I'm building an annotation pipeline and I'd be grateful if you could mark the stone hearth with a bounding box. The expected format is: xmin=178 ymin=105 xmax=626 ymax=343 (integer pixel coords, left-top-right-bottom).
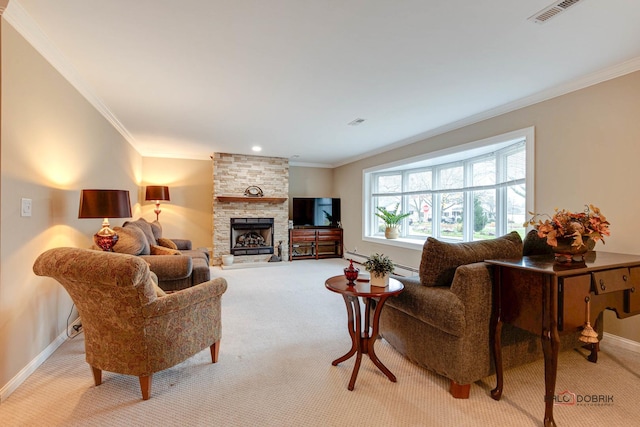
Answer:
xmin=212 ymin=153 xmax=289 ymax=265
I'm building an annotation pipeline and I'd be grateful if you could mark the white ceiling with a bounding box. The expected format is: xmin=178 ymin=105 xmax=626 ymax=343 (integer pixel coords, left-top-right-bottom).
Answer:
xmin=6 ymin=0 xmax=640 ymax=167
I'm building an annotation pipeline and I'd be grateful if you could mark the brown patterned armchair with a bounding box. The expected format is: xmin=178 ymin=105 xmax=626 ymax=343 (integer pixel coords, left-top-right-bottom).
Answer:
xmin=33 ymin=247 xmax=227 ymax=400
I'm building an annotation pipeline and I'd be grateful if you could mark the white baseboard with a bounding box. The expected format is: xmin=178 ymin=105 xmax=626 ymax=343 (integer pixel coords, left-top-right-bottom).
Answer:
xmin=602 ymin=332 xmax=640 ymax=354
xmin=0 ymin=317 xmax=82 ymax=404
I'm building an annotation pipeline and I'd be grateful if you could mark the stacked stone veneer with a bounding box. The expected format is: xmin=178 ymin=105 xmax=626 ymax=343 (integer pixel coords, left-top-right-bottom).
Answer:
xmin=212 ymin=153 xmax=289 ymax=265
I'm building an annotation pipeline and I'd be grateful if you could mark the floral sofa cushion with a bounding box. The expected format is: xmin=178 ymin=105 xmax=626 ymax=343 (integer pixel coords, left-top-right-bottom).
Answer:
xmin=419 ymin=231 xmax=522 ymax=287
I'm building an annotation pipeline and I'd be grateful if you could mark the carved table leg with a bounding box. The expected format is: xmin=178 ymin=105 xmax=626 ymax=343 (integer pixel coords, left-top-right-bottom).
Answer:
xmin=332 ymin=295 xmax=357 ymax=366
xmin=367 ymin=295 xmax=396 ymax=382
xmin=541 ymin=277 xmax=559 ymax=427
xmin=491 ymin=265 xmax=504 ymax=401
xmin=490 ymin=319 xmax=504 ymax=400
xmin=347 ymin=296 xmax=362 ymax=391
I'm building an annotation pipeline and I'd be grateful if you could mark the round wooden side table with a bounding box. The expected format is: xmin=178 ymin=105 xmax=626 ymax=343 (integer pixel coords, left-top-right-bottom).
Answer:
xmin=325 ymin=275 xmax=404 ymax=390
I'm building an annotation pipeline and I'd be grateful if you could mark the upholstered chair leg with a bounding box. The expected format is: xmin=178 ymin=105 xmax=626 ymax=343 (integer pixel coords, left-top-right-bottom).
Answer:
xmin=91 ymin=366 xmax=102 ymax=386
xmin=450 ymin=380 xmax=471 ymax=399
xmin=139 ymin=375 xmax=152 ymax=400
xmin=210 ymin=340 xmax=220 ymax=363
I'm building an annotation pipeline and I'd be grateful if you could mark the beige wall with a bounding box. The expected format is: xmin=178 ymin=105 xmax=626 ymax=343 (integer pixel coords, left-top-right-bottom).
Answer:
xmin=288 ymin=166 xmax=334 ymax=218
xmin=0 ymin=23 xmax=143 ymax=390
xmin=335 ymin=71 xmax=640 ymax=344
xmin=289 ymin=166 xmax=333 ymax=196
xmin=141 ymin=157 xmax=212 ymax=250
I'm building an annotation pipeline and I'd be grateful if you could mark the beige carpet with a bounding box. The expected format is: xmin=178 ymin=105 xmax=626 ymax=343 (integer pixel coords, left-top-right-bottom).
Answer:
xmin=1 ymin=258 xmax=639 ymax=426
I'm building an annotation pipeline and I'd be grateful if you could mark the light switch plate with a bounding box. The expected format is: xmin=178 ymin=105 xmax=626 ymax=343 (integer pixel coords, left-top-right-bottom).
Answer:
xmin=21 ymin=198 xmax=32 ymax=217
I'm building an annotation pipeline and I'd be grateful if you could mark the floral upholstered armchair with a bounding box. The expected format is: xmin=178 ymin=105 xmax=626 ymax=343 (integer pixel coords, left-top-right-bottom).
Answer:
xmin=33 ymin=247 xmax=227 ymax=400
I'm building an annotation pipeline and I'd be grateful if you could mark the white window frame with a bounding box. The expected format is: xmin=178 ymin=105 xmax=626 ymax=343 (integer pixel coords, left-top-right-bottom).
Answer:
xmin=363 ymin=127 xmax=535 ymax=250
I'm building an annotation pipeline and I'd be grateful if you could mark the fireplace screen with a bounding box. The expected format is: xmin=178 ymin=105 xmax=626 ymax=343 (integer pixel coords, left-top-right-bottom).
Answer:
xmin=230 ymin=218 xmax=274 ymax=256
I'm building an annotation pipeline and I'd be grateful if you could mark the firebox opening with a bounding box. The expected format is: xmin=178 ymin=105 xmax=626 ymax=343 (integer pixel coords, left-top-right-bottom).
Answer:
xmin=230 ymin=218 xmax=274 ymax=256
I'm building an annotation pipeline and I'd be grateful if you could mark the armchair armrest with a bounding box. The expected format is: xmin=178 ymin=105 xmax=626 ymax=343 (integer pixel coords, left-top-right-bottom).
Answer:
xmin=449 ymin=262 xmax=494 ymax=324
xmin=139 ymin=255 xmax=192 ymax=280
xmin=143 ymin=277 xmax=228 ymax=318
xmin=170 ymin=239 xmax=192 ymax=250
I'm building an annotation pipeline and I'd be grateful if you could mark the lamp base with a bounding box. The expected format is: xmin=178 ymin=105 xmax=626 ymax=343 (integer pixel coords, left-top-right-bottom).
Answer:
xmin=94 ymin=224 xmax=119 ymax=251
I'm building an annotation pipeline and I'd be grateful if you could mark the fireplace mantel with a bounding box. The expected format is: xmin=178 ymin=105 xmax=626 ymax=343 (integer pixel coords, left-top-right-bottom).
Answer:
xmin=217 ymin=196 xmax=287 ymax=203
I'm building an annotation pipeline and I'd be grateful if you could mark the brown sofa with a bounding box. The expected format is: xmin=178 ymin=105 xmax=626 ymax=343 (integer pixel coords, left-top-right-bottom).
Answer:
xmin=378 ymin=231 xmax=589 ymax=398
xmin=111 ymin=218 xmax=211 ymax=291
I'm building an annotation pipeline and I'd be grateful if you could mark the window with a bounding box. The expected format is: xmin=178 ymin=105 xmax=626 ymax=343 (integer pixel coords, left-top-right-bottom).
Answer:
xmin=364 ymin=128 xmax=534 ymax=248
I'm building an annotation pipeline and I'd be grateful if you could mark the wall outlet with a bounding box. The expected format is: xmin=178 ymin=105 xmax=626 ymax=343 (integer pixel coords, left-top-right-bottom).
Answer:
xmin=21 ymin=198 xmax=32 ymax=217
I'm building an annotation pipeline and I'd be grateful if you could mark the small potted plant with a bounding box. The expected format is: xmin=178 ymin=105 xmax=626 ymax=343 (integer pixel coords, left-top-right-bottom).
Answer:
xmin=363 ymin=253 xmax=395 ymax=287
xmin=375 ymin=204 xmax=411 ymax=239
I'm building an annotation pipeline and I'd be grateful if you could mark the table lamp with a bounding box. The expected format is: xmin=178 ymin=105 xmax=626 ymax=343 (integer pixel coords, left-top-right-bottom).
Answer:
xmin=145 ymin=186 xmax=170 ymax=221
xmin=78 ymin=189 xmax=132 ymax=251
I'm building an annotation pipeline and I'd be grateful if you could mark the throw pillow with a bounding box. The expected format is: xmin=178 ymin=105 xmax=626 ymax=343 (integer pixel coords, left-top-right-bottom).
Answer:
xmin=157 ymin=237 xmax=178 ymax=250
xmin=123 ymin=218 xmax=157 ymax=247
xmin=112 ymin=226 xmax=150 ymax=256
xmin=419 ymin=231 xmax=523 ymax=287
xmin=150 ymin=220 xmax=162 ymax=242
xmin=150 ymin=244 xmax=181 ymax=256
xmin=522 ymin=229 xmax=554 ymax=256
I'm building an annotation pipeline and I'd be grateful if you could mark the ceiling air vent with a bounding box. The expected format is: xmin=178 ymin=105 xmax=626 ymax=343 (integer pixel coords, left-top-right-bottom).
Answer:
xmin=528 ymin=0 xmax=584 ymax=24
xmin=347 ymin=118 xmax=366 ymax=126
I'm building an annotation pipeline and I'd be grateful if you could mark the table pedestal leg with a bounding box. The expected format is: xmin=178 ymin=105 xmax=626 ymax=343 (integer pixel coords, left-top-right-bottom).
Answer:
xmin=367 ymin=296 xmax=396 ymax=382
xmin=332 ymin=295 xmax=396 ymax=390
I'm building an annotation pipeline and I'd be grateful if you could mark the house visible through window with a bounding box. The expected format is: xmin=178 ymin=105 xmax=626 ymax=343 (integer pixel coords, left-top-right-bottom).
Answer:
xmin=363 ymin=127 xmax=534 ymax=248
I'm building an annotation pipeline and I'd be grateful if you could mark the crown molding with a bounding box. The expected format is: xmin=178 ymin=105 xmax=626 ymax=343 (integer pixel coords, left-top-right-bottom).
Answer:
xmin=4 ymin=1 xmax=137 ymax=147
xmin=5 ymin=0 xmax=640 ymax=168
xmin=333 ymin=56 xmax=640 ymax=169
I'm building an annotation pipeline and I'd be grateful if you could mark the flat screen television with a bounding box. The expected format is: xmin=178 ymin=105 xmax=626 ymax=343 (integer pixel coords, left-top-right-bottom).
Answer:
xmin=292 ymin=198 xmax=341 ymax=227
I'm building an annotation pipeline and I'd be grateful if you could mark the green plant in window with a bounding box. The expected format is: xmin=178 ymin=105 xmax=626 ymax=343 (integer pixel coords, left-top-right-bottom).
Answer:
xmin=375 ymin=204 xmax=411 ymax=228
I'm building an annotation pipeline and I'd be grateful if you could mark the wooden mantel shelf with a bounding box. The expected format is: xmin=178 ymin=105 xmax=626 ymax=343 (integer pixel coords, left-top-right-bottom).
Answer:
xmin=216 ymin=196 xmax=288 ymax=203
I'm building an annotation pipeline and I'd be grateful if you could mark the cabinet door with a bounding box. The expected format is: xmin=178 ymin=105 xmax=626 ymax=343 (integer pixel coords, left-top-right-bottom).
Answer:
xmin=625 ymin=267 xmax=640 ymax=313
xmin=559 ymin=275 xmax=592 ymax=332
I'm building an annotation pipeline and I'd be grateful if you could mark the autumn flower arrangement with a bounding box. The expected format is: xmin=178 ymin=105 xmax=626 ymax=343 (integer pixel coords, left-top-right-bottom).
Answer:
xmin=524 ymin=204 xmax=611 ymax=249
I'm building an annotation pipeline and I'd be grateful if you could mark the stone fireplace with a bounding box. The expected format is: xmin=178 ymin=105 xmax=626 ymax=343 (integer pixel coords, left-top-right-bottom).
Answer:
xmin=230 ymin=218 xmax=274 ymax=256
xmin=212 ymin=153 xmax=289 ymax=265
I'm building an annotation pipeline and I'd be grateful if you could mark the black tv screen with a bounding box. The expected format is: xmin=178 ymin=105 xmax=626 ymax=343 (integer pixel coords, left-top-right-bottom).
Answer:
xmin=292 ymin=198 xmax=341 ymax=227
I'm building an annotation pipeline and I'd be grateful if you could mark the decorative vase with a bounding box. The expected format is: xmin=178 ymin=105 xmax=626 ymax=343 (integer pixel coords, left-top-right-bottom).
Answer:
xmin=551 ymin=235 xmax=595 ymax=263
xmin=384 ymin=227 xmax=399 ymax=239
xmin=221 ymin=254 xmax=234 ymax=266
xmin=344 ymin=259 xmax=359 ymax=284
xmin=370 ymin=272 xmax=389 ymax=287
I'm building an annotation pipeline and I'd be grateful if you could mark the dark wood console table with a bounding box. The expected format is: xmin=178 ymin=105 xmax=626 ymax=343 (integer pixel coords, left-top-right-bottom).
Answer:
xmin=487 ymin=252 xmax=640 ymax=427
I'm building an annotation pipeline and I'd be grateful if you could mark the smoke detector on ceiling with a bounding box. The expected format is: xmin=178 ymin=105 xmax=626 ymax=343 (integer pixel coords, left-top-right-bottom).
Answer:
xmin=528 ymin=0 xmax=584 ymax=24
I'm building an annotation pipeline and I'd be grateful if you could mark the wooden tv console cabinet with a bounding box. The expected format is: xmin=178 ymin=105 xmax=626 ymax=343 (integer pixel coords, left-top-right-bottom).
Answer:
xmin=289 ymin=227 xmax=343 ymax=261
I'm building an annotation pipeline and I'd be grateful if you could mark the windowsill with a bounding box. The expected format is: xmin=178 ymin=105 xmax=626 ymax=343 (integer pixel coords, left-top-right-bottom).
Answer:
xmin=363 ymin=235 xmax=425 ymax=251
xmin=363 ymin=234 xmax=466 ymax=250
